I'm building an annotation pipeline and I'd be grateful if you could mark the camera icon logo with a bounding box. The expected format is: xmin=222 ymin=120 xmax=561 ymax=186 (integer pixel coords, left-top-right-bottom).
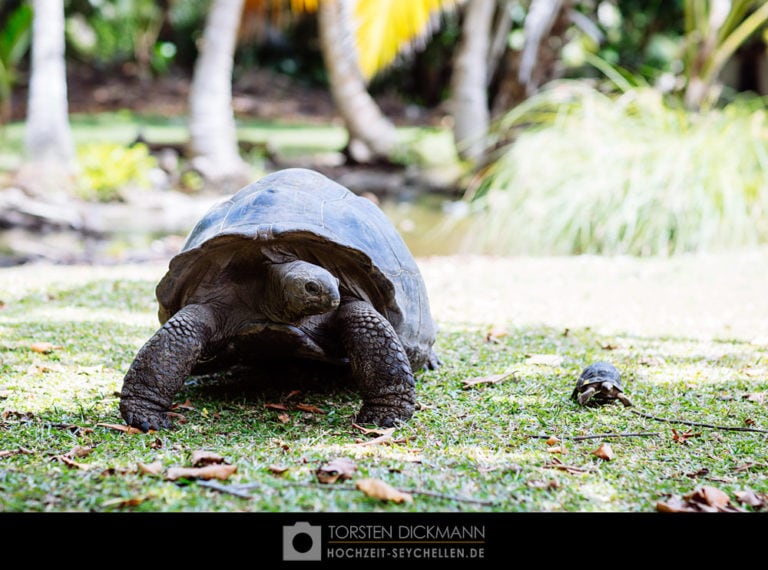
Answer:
xmin=283 ymin=522 xmax=322 ymax=561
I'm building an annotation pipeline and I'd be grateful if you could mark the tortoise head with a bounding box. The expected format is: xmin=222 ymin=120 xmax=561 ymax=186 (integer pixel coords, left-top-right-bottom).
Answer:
xmin=264 ymin=260 xmax=341 ymax=323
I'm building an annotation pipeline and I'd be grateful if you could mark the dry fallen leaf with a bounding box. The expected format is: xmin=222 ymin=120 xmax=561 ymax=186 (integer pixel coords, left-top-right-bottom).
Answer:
xmin=265 ymin=403 xmax=289 ymax=411
xmin=672 ymin=428 xmax=700 ymax=444
xmin=171 ymin=399 xmax=195 ymax=411
xmin=542 ymin=458 xmax=592 ymax=474
xmin=592 ymin=442 xmax=615 ymax=461
xmin=317 ymin=457 xmax=357 ymax=484
xmin=461 ymin=372 xmax=517 ymax=389
xmin=686 ymin=486 xmax=732 ymax=510
xmin=166 ymin=464 xmax=237 ymax=481
xmin=286 ymin=390 xmax=302 ymax=400
xmin=684 ymin=467 xmax=709 ymax=479
xmin=484 ymin=325 xmax=508 ymax=343
xmin=66 ymin=446 xmax=94 ymax=459
xmin=658 ymin=486 xmax=743 ymax=513
xmin=546 ymin=446 xmax=566 ymax=454
xmin=352 ymin=424 xmax=395 ymax=436
xmin=545 ymin=436 xmax=560 ymax=446
xmin=0 ymin=447 xmax=33 ymax=459
xmin=277 ymin=413 xmax=290 ymax=424
xmin=355 ymin=478 xmax=413 ymax=503
xmin=137 ymin=461 xmax=163 ymax=475
xmin=56 ymin=455 xmax=91 ymax=470
xmin=354 ymin=432 xmax=396 ymax=446
xmin=601 ymin=343 xmax=619 ymax=350
xmin=30 ymin=342 xmax=61 ymax=354
xmin=734 ymin=463 xmax=757 ymax=472
xmin=525 ymin=354 xmax=564 ymax=367
xmin=743 ymin=392 xmax=767 ymax=404
xmin=527 ymin=480 xmax=560 ymax=490
xmin=102 ymin=496 xmax=148 ymax=508
xmin=745 ymin=418 xmax=756 ymax=426
xmin=150 ymin=438 xmax=163 ymax=450
xmin=96 ymin=423 xmax=146 ymax=435
xmin=295 ymin=403 xmax=326 ymax=414
xmin=191 ymin=450 xmax=226 ymax=467
xmin=268 ymin=465 xmax=289 ymax=475
xmin=734 ymin=490 xmax=765 ymax=509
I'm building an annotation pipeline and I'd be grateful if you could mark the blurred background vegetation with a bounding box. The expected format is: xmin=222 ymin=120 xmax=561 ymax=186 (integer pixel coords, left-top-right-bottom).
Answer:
xmin=1 ymin=0 xmax=768 ymax=261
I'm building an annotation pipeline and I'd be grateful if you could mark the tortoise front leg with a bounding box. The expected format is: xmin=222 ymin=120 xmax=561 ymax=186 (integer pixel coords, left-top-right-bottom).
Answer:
xmin=336 ymin=300 xmax=416 ymax=427
xmin=120 ymin=304 xmax=216 ymax=432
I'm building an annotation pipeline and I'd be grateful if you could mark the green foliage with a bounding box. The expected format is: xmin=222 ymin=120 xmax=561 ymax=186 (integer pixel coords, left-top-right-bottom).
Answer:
xmin=75 ymin=142 xmax=157 ymax=202
xmin=0 ymin=3 xmax=31 ymax=120
xmin=465 ymin=82 xmax=768 ymax=256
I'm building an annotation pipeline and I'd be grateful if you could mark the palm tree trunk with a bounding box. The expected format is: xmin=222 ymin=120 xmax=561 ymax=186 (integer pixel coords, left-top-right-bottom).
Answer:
xmin=188 ymin=0 xmax=250 ymax=185
xmin=450 ymin=0 xmax=495 ymax=162
xmin=317 ymin=0 xmax=397 ymax=163
xmin=24 ymin=0 xmax=74 ymax=168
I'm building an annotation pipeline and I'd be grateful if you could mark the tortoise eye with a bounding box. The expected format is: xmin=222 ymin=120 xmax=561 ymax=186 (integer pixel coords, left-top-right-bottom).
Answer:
xmin=304 ymin=282 xmax=321 ymax=295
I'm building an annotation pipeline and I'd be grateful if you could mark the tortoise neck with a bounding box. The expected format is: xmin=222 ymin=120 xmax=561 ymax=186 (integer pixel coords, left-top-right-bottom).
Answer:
xmin=262 ymin=260 xmax=341 ymax=324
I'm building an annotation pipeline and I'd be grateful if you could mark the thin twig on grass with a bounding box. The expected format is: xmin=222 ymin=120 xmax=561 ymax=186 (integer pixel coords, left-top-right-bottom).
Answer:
xmin=630 ymin=409 xmax=768 ymax=433
xmin=528 ymin=432 xmax=660 ymax=441
xmin=198 ymin=480 xmax=254 ymax=499
xmin=199 ymin=480 xmax=497 ymax=505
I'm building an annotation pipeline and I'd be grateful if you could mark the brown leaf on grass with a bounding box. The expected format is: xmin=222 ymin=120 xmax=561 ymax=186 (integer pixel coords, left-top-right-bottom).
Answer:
xmin=286 ymin=390 xmax=302 ymax=400
xmin=461 ymin=372 xmax=517 ymax=389
xmin=295 ymin=403 xmax=326 ymax=414
xmin=745 ymin=418 xmax=756 ymax=426
xmin=166 ymin=412 xmax=187 ymax=424
xmin=137 ymin=461 xmax=163 ymax=475
xmin=317 ymin=457 xmax=357 ymax=484
xmin=0 ymin=447 xmax=33 ymax=459
xmin=672 ymin=429 xmax=700 ymax=444
xmin=166 ymin=464 xmax=237 ymax=481
xmin=268 ymin=465 xmax=289 ymax=475
xmin=734 ymin=463 xmax=757 ymax=472
xmin=545 ymin=436 xmax=560 ymax=446
xmin=355 ymin=478 xmax=413 ymax=503
xmin=2 ymin=410 xmax=34 ymax=421
xmin=96 ymin=423 xmax=147 ymax=435
xmin=56 ymin=455 xmax=91 ymax=470
xmin=484 ymin=325 xmax=508 ymax=343
xmin=30 ymin=342 xmax=61 ymax=354
xmin=171 ymin=399 xmax=195 ymax=411
xmin=352 ymin=424 xmax=395 ymax=437
xmin=525 ymin=354 xmax=564 ymax=367
xmin=658 ymin=486 xmax=743 ymax=513
xmin=150 ymin=438 xmax=163 ymax=450
xmin=656 ymin=496 xmax=694 ymax=513
xmin=601 ymin=343 xmax=619 ymax=350
xmin=66 ymin=446 xmax=94 ymax=459
xmin=191 ymin=450 xmax=227 ymax=467
xmin=591 ymin=442 xmax=615 ymax=461
xmin=102 ymin=496 xmax=148 ymax=508
xmin=277 ymin=413 xmax=290 ymax=424
xmin=684 ymin=467 xmax=709 ymax=479
xmin=546 ymin=446 xmax=566 ymax=454
xmin=266 ymin=403 xmax=289 ymax=411
xmin=743 ymin=392 xmax=767 ymax=404
xmin=735 ymin=490 xmax=765 ymax=509
xmin=686 ymin=486 xmax=735 ymax=510
xmin=354 ymin=432 xmax=395 ymax=447
xmin=542 ymin=458 xmax=592 ymax=474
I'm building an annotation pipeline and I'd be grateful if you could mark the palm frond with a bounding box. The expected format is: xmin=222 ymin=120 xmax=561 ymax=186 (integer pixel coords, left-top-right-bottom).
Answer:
xmin=352 ymin=0 xmax=460 ymax=80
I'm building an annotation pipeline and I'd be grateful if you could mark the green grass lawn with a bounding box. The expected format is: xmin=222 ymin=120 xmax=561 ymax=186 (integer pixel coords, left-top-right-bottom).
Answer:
xmin=0 ymin=112 xmax=456 ymax=172
xmin=1 ymin=260 xmax=766 ymax=512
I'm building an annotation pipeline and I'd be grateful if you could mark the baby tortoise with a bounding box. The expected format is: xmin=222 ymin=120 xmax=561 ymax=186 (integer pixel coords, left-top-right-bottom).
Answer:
xmin=571 ymin=361 xmax=632 ymax=407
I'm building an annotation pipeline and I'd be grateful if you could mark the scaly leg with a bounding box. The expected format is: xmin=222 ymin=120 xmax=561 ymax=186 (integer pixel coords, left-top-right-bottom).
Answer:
xmin=337 ymin=300 xmax=415 ymax=427
xmin=120 ymin=304 xmax=216 ymax=431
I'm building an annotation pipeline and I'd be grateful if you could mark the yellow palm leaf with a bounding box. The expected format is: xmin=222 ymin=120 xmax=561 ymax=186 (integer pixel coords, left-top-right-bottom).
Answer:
xmin=353 ymin=0 xmax=461 ymax=80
